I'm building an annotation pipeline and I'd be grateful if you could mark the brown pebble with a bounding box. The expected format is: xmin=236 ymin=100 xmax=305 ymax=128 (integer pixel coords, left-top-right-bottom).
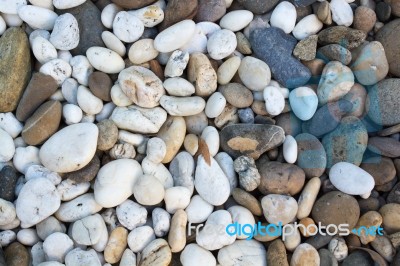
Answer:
xmin=64 ymin=155 xmax=100 ymax=183
xmin=267 ymin=239 xmax=289 ymax=266
xmin=88 ymin=71 xmax=112 ymax=101
xmin=379 ymin=203 xmax=400 ymax=234
xmin=231 ymin=188 xmax=263 ymax=216
xmin=159 ymin=0 xmax=198 ymax=30
xmin=97 ymin=119 xmax=119 ymax=151
xmin=353 ymin=6 xmax=377 ymax=33
xmin=4 ymin=242 xmax=30 ymax=266
xmin=195 ymin=0 xmax=226 ymax=22
xmin=219 ymin=83 xmax=253 ymax=108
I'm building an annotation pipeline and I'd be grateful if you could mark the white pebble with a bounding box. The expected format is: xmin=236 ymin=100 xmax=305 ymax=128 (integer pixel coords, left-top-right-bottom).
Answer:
xmin=65 ymin=248 xmax=101 ymax=266
xmin=128 ymin=5 xmax=164 ymax=27
xmin=113 ymin=11 xmax=144 ymax=43
xmin=292 ymin=14 xmax=323 ymax=40
xmin=40 ymin=59 xmax=72 ymax=85
xmin=86 ymin=47 xmax=125 ymax=74
xmin=330 ymin=0 xmax=354 ymax=26
xmin=263 ymin=85 xmax=285 ymax=116
xmin=164 ymin=186 xmax=191 ymax=214
xmin=70 ymin=55 xmax=94 ymax=86
xmin=165 ymin=50 xmax=189 ymax=77
xmin=57 ymin=179 xmax=90 ymax=201
xmin=163 ymin=77 xmax=195 ymax=97
xmin=53 ymin=0 xmax=86 ymax=9
xmin=116 ymin=200 xmax=147 ymax=230
xmin=0 ymin=0 xmax=27 ymax=15
xmin=55 ymin=193 xmax=102 ymax=222
xmin=201 ymin=126 xmax=220 ymax=157
xmin=77 ymin=85 xmax=103 ymax=115
xmin=63 ymin=104 xmax=83 ymax=125
xmin=220 ymin=10 xmax=253 ymax=32
xmin=1 ymin=12 xmax=23 ymax=27
xmin=185 ymin=195 xmax=213 ymax=224
xmin=179 ymin=29 xmax=207 ymax=54
xmin=17 ymin=5 xmax=57 ymax=30
xmin=0 ymin=15 xmax=6 ymax=35
xmin=128 ymin=38 xmax=158 ymax=64
xmin=160 ymin=95 xmax=206 ymax=116
xmin=154 ymin=19 xmax=196 ymax=53
xmin=180 ymin=244 xmax=216 ymax=266
xmin=17 ymin=228 xmax=40 ymax=246
xmin=50 ymin=13 xmax=79 ymax=50
xmin=0 ymin=128 xmax=15 ymax=163
xmin=110 ymin=84 xmax=133 ymax=107
xmin=61 ymin=78 xmax=79 ymax=105
xmin=25 ymin=164 xmax=62 ymax=185
xmin=328 ymin=237 xmax=348 ymax=261
xmin=152 ymin=207 xmax=171 ymax=237
xmin=283 ymin=135 xmax=297 ymax=163
xmin=205 ymin=92 xmax=226 ymax=118
xmin=0 ymin=112 xmax=23 ymax=138
xmin=101 ymin=3 xmax=122 ymax=29
xmin=0 ymin=199 xmax=16 ymax=226
xmin=36 ymin=216 xmax=65 ymax=240
xmin=127 ymin=226 xmax=156 ymax=253
xmin=238 ymin=56 xmax=271 ymax=91
xmin=133 ymin=174 xmax=165 ymax=206
xmin=0 ymin=230 xmax=16 ymax=247
xmin=270 ymin=1 xmax=297 ymax=34
xmin=32 ymin=36 xmax=57 ymax=64
xmin=13 ymin=146 xmax=40 ymax=174
xmin=207 ymin=29 xmax=237 ymax=60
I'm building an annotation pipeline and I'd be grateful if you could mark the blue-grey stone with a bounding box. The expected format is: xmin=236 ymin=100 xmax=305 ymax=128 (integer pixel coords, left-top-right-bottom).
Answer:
xmin=238 ymin=108 xmax=254 ymax=124
xmin=249 ymin=27 xmax=311 ymax=88
xmin=295 ymin=133 xmax=327 ymax=178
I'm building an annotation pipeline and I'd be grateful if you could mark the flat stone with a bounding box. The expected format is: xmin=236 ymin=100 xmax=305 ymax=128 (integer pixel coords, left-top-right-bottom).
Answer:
xmin=220 ymin=124 xmax=285 ymax=159
xmin=250 ymin=27 xmax=311 ymax=88
xmin=367 ymin=137 xmax=400 ymax=158
xmin=318 ymin=26 xmax=367 ymax=50
xmin=0 ymin=166 xmax=18 ymax=202
xmin=0 ymin=27 xmax=31 ymax=113
xmin=366 ymin=79 xmax=400 ymax=126
xmin=293 ymin=35 xmax=318 ymax=61
xmin=22 ymin=101 xmax=62 ymax=146
xmin=322 ymin=116 xmax=368 ymax=169
xmin=361 ymin=157 xmax=396 ymax=186
xmin=317 ymin=44 xmax=352 ymax=65
xmin=63 ymin=155 xmax=100 ymax=184
xmin=295 ymin=133 xmax=327 ymax=178
xmin=88 ymin=71 xmax=112 ymax=101
xmin=16 ymin=73 xmax=58 ymax=122
xmin=57 ymin=0 xmax=105 ymax=56
xmin=219 ymin=83 xmax=253 ymax=108
xmin=267 ymin=239 xmax=289 ymax=266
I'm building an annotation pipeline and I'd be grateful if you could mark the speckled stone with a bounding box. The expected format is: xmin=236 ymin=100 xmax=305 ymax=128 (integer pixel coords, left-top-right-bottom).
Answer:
xmin=318 ymin=26 xmax=367 ymax=50
xmin=0 ymin=166 xmax=18 ymax=202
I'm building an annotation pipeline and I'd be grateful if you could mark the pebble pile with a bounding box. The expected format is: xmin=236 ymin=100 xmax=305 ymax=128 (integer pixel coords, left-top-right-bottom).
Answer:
xmin=0 ymin=0 xmax=400 ymax=265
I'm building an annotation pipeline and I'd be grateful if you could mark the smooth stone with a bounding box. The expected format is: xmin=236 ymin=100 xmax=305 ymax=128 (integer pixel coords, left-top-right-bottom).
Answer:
xmin=317 ymin=1 xmax=332 ymax=24
xmin=220 ymin=124 xmax=285 ymax=159
xmin=157 ymin=116 xmax=186 ymax=163
xmin=330 ymin=0 xmax=353 ymax=26
xmin=250 ymin=27 xmax=311 ymax=88
xmin=18 ymin=5 xmax=57 ymax=30
xmin=53 ymin=0 xmax=86 ymax=9
xmin=318 ymin=26 xmax=366 ymax=49
xmin=70 ymin=55 xmax=93 ymax=86
xmin=0 ymin=112 xmax=23 ymax=139
xmin=128 ymin=226 xmax=155 ymax=253
xmin=160 ymin=0 xmax=198 ymax=30
xmin=317 ymin=44 xmax=352 ymax=65
xmin=275 ymin=112 xmax=302 ymax=137
xmin=366 ymin=79 xmax=400 ymax=126
xmin=86 ymin=47 xmax=124 ymax=74
xmin=367 ymin=137 xmax=400 ymax=157
xmin=152 ymin=207 xmax=171 ymax=237
xmin=164 ymin=49 xmax=189 ymax=77
xmin=317 ymin=61 xmax=354 ymax=105
xmin=328 ymin=237 xmax=348 ymax=262
xmin=16 ymin=178 xmax=60 ymax=228
xmin=161 ymin=96 xmax=206 ymax=116
xmin=16 ymin=73 xmax=58 ymax=122
xmin=218 ymin=240 xmax=266 ymax=265
xmin=55 ymin=193 xmax=102 ymax=222
xmin=4 ymin=242 xmax=29 ymax=266
xmin=205 ymin=92 xmax=226 ymax=118
xmin=111 ymin=0 xmax=156 ymax=9
xmin=185 ymin=195 xmax=214 ymax=223
xmin=0 ymin=129 xmax=14 ymax=163
xmin=351 ymin=41 xmax=389 ymax=85
xmin=96 ymin=120 xmax=118 ymax=151
xmin=376 ymin=19 xmax=400 ymax=77
xmin=145 ymin=138 xmax=167 ymax=164
xmin=319 ymin=248 xmax=338 ymax=266
xmin=291 ymin=243 xmax=320 ymax=266
xmin=361 ymin=157 xmax=396 ymax=186
xmin=102 ymin=31 xmax=126 ymax=57
xmin=219 ymin=83 xmax=253 ymax=108
xmin=128 ymin=5 xmax=164 ymax=27
xmin=111 ymin=105 xmax=167 ymax=134
xmin=0 ymin=166 xmax=18 ymax=201
xmin=163 ymin=77 xmax=195 ymax=97
xmin=379 ymin=203 xmax=400 ymax=234
xmin=113 ymin=11 xmax=144 ymax=43
xmin=353 ymin=6 xmax=376 ymax=33
xmin=12 ymin=146 xmax=41 ymax=174
xmin=293 ymin=34 xmax=318 ymax=61
xmin=118 ymin=66 xmax=165 ymax=108
xmin=168 ymin=151 xmax=195 ymax=193
xmin=217 ymin=56 xmax=241 ymax=85
xmin=305 ymin=99 xmax=353 ymax=137
xmin=263 ymin=86 xmax=285 ymax=116
xmin=261 ymin=194 xmax=298 ymax=225
xmin=283 ymin=135 xmax=297 ymax=163
xmin=115 ymin=200 xmax=146 ymax=231
xmin=220 ymin=10 xmax=254 ymax=32
xmin=267 ymin=239 xmax=289 ymax=266
xmin=238 ymin=56 xmax=271 ymax=91
xmin=312 ymin=191 xmax=360 ymax=229
xmin=0 ymin=230 xmax=16 ymax=247
xmin=43 ymin=232 xmax=73 ymax=262
xmin=63 ymin=155 xmax=100 ymax=183
xmin=295 ymin=133 xmax=326 ymax=178
xmin=21 ymin=101 xmax=62 ymax=146
xmin=236 ymin=32 xmax=252 ymax=55
xmin=94 ymin=159 xmax=142 ymax=208
xmin=25 ymin=165 xmax=61 ymax=186
xmin=65 ymin=248 xmax=101 ymax=266
xmin=207 ymin=29 xmax=237 ymax=60
xmin=237 ymin=0 xmax=280 ymax=14
xmin=329 ymin=162 xmax=375 ymax=197
xmin=289 ymin=86 xmax=318 ymax=121
xmin=49 ymin=14 xmax=79 ymax=51
xmin=133 ymin=174 xmax=165 ymax=206
xmin=297 ymin=177 xmax=321 ymax=220
xmin=270 ymin=1 xmax=297 ymax=34
xmin=293 ymin=14 xmax=323 ymax=40
xmin=58 ymin=0 xmax=105 ymax=55
xmin=187 ymin=53 xmax=218 ymax=96
xmin=322 ymin=116 xmax=368 ymax=169
xmin=119 ymin=249 xmax=137 ymax=266
xmin=138 ymin=239 xmax=172 ymax=266
xmin=88 ymin=71 xmax=112 ymax=102
xmin=195 ymin=0 xmax=226 ymax=22
xmin=72 ymin=214 xmax=106 ymax=245
xmin=231 ymin=188 xmax=262 ymax=216
xmin=32 ymin=36 xmax=57 ymax=64
xmin=258 ymin=161 xmax=305 ymax=195
xmin=0 ymin=27 xmax=31 ymax=113
xmin=0 ymin=198 xmax=16 ymax=226
xmin=0 ymin=0 xmax=27 ymax=15
xmin=128 ymin=39 xmax=158 ymax=65
xmin=168 ymin=209 xmax=187 ymax=252
xmin=104 ymin=227 xmax=128 ymax=264
xmin=343 ymin=83 xmax=367 ymax=118
xmin=40 ymin=59 xmax=72 ymax=85
xmin=154 ymin=20 xmax=196 ymax=53
xmin=39 ymin=123 xmax=98 ymax=173
xmin=180 ymin=244 xmax=216 ymax=266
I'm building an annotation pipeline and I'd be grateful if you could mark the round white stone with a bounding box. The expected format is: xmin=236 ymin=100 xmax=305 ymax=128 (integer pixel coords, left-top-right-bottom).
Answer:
xmin=329 ymin=162 xmax=375 ymax=197
xmin=201 ymin=126 xmax=220 ymax=157
xmin=63 ymin=104 xmax=83 ymax=125
xmin=0 ymin=230 xmax=16 ymax=246
xmin=270 ymin=1 xmax=297 ymax=34
xmin=113 ymin=11 xmax=144 ymax=43
xmin=207 ymin=29 xmax=237 ymax=60
xmin=32 ymin=36 xmax=57 ymax=64
xmin=53 ymin=0 xmax=86 ymax=9
xmin=77 ymin=85 xmax=103 ymax=115
xmin=261 ymin=194 xmax=298 ymax=225
xmin=25 ymin=164 xmax=62 ymax=185
xmin=127 ymin=226 xmax=156 ymax=253
xmin=163 ymin=77 xmax=195 ymax=97
xmin=101 ymin=3 xmax=122 ymax=29
xmin=227 ymin=206 xmax=256 ymax=239
xmin=49 ymin=13 xmax=79 ymax=50
xmin=179 ymin=29 xmax=207 ymax=54
xmin=43 ymin=232 xmax=73 ymax=263
xmin=154 ymin=19 xmax=196 ymax=53
xmin=39 ymin=123 xmax=98 ymax=173
xmin=40 ymin=59 xmax=72 ymax=85
xmin=238 ymin=56 xmax=271 ymax=91
xmin=61 ymin=78 xmax=79 ymax=105
xmin=133 ymin=174 xmax=165 ymax=206
xmin=65 ymin=248 xmax=101 ymax=266
xmin=292 ymin=14 xmax=323 ymax=40
xmin=263 ymin=85 xmax=285 ymax=116
xmin=283 ymin=135 xmax=298 ymax=164
xmin=94 ymin=159 xmax=143 ymax=208
xmin=17 ymin=228 xmax=40 ymax=246
xmin=86 ymin=47 xmax=125 ymax=74
xmin=330 ymin=0 xmax=354 ymax=26
xmin=116 ymin=199 xmax=147 ymax=230
xmin=57 ymin=179 xmax=90 ymax=201
xmin=0 ymin=198 xmax=16 ymax=226
xmin=0 ymin=128 xmax=15 ymax=163
xmin=12 ymin=146 xmax=40 ymax=174
xmin=72 ymin=214 xmax=106 ymax=245
xmin=102 ymin=30 xmax=126 ymax=57
xmin=205 ymin=92 xmax=226 ymax=118
xmin=128 ymin=38 xmax=158 ymax=64
xmin=16 ymin=178 xmax=61 ymax=228
xmin=1 ymin=13 xmax=23 ymax=27
xmin=110 ymin=84 xmax=133 ymax=107
xmin=18 ymin=5 xmax=57 ymax=30
xmin=180 ymin=244 xmax=216 ymax=266
xmin=55 ymin=193 xmax=102 ymax=222
xmin=146 ymin=137 xmax=166 ymax=164
xmin=36 ymin=216 xmax=65 ymax=240
xmin=160 ymin=95 xmax=206 ymax=116
xmin=164 ymin=186 xmax=191 ymax=214
xmin=185 ymin=195 xmax=214 ymax=224
xmin=164 ymin=50 xmax=189 ymax=77
xmin=219 ymin=10 xmax=253 ymax=32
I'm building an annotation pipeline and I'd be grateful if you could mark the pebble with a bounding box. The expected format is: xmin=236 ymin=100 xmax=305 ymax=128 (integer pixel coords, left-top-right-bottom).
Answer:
xmin=63 ymin=155 xmax=100 ymax=184
xmin=49 ymin=14 xmax=79 ymax=51
xmin=138 ymin=238 xmax=172 ymax=266
xmin=160 ymin=95 xmax=206 ymax=116
xmin=371 ymin=235 xmax=396 ymax=262
xmin=25 ymin=165 xmax=61 ymax=185
xmin=329 ymin=162 xmax=375 ymax=198
xmin=0 ymin=230 xmax=16 ymax=247
xmin=17 ymin=5 xmax=57 ymax=31
xmin=231 ymin=188 xmax=262 ymax=216
xmin=0 ymin=166 xmax=18 ymax=201
xmin=312 ymin=191 xmax=360 ymax=229
xmin=163 ymin=77 xmax=195 ymax=96
xmin=267 ymin=239 xmax=289 ymax=266
xmin=187 ymin=53 xmax=218 ymax=96
xmin=297 ymin=177 xmax=321 ymax=219
xmin=168 ymin=209 xmax=187 ymax=252
xmin=0 ymin=28 xmax=31 ymax=113
xmin=57 ymin=179 xmax=90 ymax=201
xmin=88 ymin=72 xmax=112 ymax=102
xmin=195 ymin=0 xmax=226 ymax=22
xmin=87 ymin=47 xmax=125 ymax=74
xmin=215 ymin=152 xmax=238 ymax=191
xmin=289 ymin=86 xmax=318 ymax=121
xmin=330 ymin=0 xmax=353 ymax=26
xmin=70 ymin=55 xmax=93 ymax=86
xmin=317 ymin=1 xmax=332 ymax=25
xmin=77 ymin=86 xmax=103 ymax=115
xmin=353 ymin=6 xmax=376 ymax=33
xmin=328 ymin=237 xmax=348 ymax=261
xmin=40 ymin=59 xmax=72 ymax=85
xmin=219 ymin=10 xmax=253 ymax=32
xmin=217 ymin=56 xmax=241 ymax=85
xmin=128 ymin=5 xmax=164 ymax=27
xmin=160 ymin=0 xmax=198 ymax=30
xmin=0 ymin=113 xmax=23 ymax=138
xmin=184 ymin=134 xmax=199 ymax=155
xmin=238 ymin=108 xmax=254 ymax=124
xmin=55 ymin=193 xmax=101 ymax=222
xmin=318 ymin=26 xmax=366 ymax=50
xmin=261 ymin=194 xmax=298 ymax=225
xmin=133 ymin=174 xmax=165 ymax=205
xmin=238 ymin=56 xmax=271 ymax=91
xmin=152 ymin=207 xmax=171 ymax=237
xmin=233 ymin=156 xmax=260 ymax=191
xmin=113 ymin=11 xmax=144 ymax=43
xmin=101 ymin=31 xmax=126 ymax=57
xmin=291 ymin=243 xmax=320 ymax=266
xmin=263 ymin=86 xmax=285 ymax=116
xmin=293 ymin=14 xmax=323 ymax=40
xmin=366 ymin=79 xmax=400 ymax=126
xmin=111 ymin=105 xmax=167 ymax=134
xmin=4 ymin=242 xmax=30 ymax=266
xmin=319 ymin=248 xmax=338 ymax=266
xmin=361 ymin=156 xmax=396 ymax=187
xmin=165 ymin=50 xmax=189 ymax=77
xmin=61 ymin=78 xmax=79 ymax=105
xmin=294 ymin=34 xmax=318 ymax=61
xmin=104 ymin=227 xmax=128 ymax=264
xmin=101 ymin=4 xmax=122 ymax=28
xmin=0 ymin=128 xmax=15 ymax=163
xmin=205 ymin=92 xmax=226 ymax=118
xmin=237 ymin=0 xmax=279 ymax=14
xmin=64 ymin=248 xmax=101 ymax=266
xmin=218 ymin=240 xmax=266 ymax=265
xmin=157 ymin=116 xmax=186 ymax=163
xmin=270 ymin=2 xmax=297 ymax=34
xmin=352 ymin=211 xmax=383 ymax=244
xmin=250 ymin=27 xmax=311 ymax=88
xmin=376 ymin=19 xmax=400 ymax=77
xmin=16 ymin=178 xmax=60 ymax=228
xmin=72 ymin=214 xmax=106 ymax=245
xmin=32 ymin=37 xmax=57 ymax=64
xmin=0 ymin=198 xmax=16 ymax=226
xmin=343 ymin=83 xmax=367 ymax=117
xmin=207 ymin=29 xmax=237 ymax=60
xmin=379 ymin=203 xmax=400 ymax=234
xmin=185 ymin=195 xmax=214 ymax=223
xmin=43 ymin=232 xmax=73 ymax=262
xmin=63 ymin=102 xmax=83 ymax=124
xmin=13 ymin=146 xmax=41 ymax=174
xmin=0 ymin=0 xmax=27 ymax=14
xmin=236 ymin=32 xmax=252 ymax=55
xmin=180 ymin=244 xmax=216 ymax=266
xmin=154 ymin=20 xmax=196 ymax=53
xmin=127 ymin=226 xmax=154 ymax=253
xmin=318 ymin=44 xmax=352 ymax=65
xmin=283 ymin=135 xmax=298 ymax=163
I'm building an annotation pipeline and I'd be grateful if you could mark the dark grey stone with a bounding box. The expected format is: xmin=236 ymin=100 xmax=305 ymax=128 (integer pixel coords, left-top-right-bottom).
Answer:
xmin=238 ymin=108 xmax=254 ymax=124
xmin=237 ymin=0 xmax=280 ymax=14
xmin=249 ymin=27 xmax=311 ymax=88
xmin=0 ymin=166 xmax=18 ymax=201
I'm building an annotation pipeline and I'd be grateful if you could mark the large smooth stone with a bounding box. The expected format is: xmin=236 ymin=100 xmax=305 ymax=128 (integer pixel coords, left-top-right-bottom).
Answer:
xmin=0 ymin=27 xmax=31 ymax=112
xmin=220 ymin=124 xmax=285 ymax=159
xmin=329 ymin=162 xmax=375 ymax=197
xmin=322 ymin=116 xmax=368 ymax=169
xmin=39 ymin=123 xmax=99 ymax=173
xmin=237 ymin=0 xmax=280 ymax=14
xmin=366 ymin=79 xmax=400 ymax=126
xmin=296 ymin=133 xmax=327 ymax=178
xmin=375 ymin=19 xmax=400 ymax=77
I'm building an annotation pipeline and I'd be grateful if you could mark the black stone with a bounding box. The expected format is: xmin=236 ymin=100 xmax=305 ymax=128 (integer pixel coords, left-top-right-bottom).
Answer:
xmin=250 ymin=27 xmax=311 ymax=88
xmin=341 ymin=251 xmax=374 ymax=266
xmin=305 ymin=234 xmax=332 ymax=249
xmin=376 ymin=2 xmax=392 ymax=23
xmin=0 ymin=166 xmax=18 ymax=202
xmin=57 ymin=0 xmax=105 ymax=56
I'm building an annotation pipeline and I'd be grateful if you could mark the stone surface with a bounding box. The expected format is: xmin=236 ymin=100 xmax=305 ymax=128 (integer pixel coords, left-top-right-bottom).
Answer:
xmin=267 ymin=239 xmax=289 ymax=266
xmin=195 ymin=0 xmax=226 ymax=22
xmin=318 ymin=26 xmax=367 ymax=50
xmin=293 ymin=35 xmax=318 ymax=61
xmin=291 ymin=243 xmax=320 ymax=266
xmin=97 ymin=119 xmax=118 ymax=151
xmin=219 ymin=83 xmax=253 ymax=108
xmin=218 ymin=240 xmax=267 ymax=265
xmin=250 ymin=27 xmax=311 ymax=88
xmin=4 ymin=242 xmax=30 ymax=266
xmin=367 ymin=137 xmax=400 ymax=158
xmin=220 ymin=124 xmax=285 ymax=159
xmin=88 ymin=71 xmax=112 ymax=102
xmin=295 ymin=133 xmax=327 ymax=178
xmin=16 ymin=73 xmax=58 ymax=122
xmin=187 ymin=53 xmax=218 ymax=96
xmin=21 ymin=101 xmax=62 ymax=146
xmin=237 ymin=0 xmax=280 ymax=14
xmin=361 ymin=157 xmax=396 ymax=186
xmin=0 ymin=166 xmax=18 ymax=201
xmin=160 ymin=0 xmax=198 ymax=30
xmin=0 ymin=27 xmax=31 ymax=112
xmin=318 ymin=44 xmax=352 ymax=65
xmin=376 ymin=19 xmax=400 ymax=77
xmin=105 ymin=227 xmax=128 ymax=263
xmin=63 ymin=155 xmax=100 ymax=183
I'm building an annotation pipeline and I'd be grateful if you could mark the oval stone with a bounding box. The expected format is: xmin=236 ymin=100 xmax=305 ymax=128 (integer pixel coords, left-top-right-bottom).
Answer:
xmin=154 ymin=20 xmax=196 ymax=53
